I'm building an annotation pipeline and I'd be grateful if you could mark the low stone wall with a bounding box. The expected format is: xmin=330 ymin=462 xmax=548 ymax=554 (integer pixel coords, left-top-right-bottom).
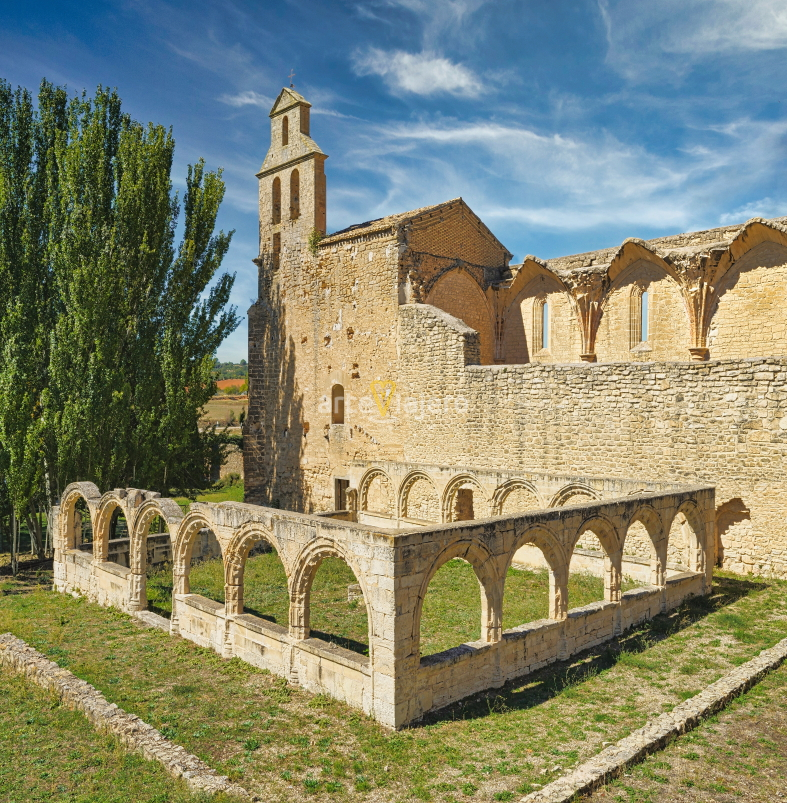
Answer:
xmin=0 ymin=633 xmax=250 ymax=799
xmin=53 ymin=480 xmax=714 ymax=728
xmin=416 ymin=572 xmax=704 ymax=717
xmin=520 ymin=635 xmax=787 ymax=803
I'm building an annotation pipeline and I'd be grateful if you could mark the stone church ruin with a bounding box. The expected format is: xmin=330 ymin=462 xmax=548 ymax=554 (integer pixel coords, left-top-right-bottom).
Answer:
xmin=53 ymin=87 xmax=787 ymax=727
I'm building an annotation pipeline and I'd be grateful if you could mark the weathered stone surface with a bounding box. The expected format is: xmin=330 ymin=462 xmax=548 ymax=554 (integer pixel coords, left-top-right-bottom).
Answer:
xmin=0 ymin=633 xmax=251 ymax=800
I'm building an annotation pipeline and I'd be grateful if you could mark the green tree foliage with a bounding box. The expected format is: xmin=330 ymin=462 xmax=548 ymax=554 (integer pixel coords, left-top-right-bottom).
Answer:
xmin=0 ymin=79 xmax=238 ymax=534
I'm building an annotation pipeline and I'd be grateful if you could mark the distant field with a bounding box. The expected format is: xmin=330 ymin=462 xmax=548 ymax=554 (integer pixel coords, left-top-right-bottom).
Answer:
xmin=200 ymin=396 xmax=247 ymax=427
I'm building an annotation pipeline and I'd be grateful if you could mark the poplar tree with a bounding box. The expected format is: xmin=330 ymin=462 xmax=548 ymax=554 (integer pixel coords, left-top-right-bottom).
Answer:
xmin=0 ymin=79 xmax=238 ymax=565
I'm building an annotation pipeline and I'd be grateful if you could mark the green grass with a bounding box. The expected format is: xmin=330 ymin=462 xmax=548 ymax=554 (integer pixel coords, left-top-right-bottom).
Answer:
xmin=148 ymin=556 xmax=634 ymax=656
xmin=2 ymin=570 xmax=786 ymax=802
xmin=0 ymin=670 xmax=237 ymax=803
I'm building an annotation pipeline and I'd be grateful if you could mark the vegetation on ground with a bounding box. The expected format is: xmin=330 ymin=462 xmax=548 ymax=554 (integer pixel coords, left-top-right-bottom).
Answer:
xmin=1 ymin=570 xmax=785 ymax=802
xmin=0 ymin=669 xmax=242 ymax=803
xmin=148 ymin=557 xmax=639 ymax=656
xmin=585 ymin=662 xmax=787 ymax=802
xmin=213 ymin=360 xmax=248 ymax=382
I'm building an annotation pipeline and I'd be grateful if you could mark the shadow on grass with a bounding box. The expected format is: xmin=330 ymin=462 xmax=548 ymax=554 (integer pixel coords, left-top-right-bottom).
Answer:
xmin=416 ymin=574 xmax=768 ymax=728
xmin=308 ymin=629 xmax=370 ymax=657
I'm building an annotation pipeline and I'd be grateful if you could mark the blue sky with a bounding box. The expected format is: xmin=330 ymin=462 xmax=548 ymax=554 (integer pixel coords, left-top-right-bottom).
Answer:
xmin=2 ymin=0 xmax=786 ymax=361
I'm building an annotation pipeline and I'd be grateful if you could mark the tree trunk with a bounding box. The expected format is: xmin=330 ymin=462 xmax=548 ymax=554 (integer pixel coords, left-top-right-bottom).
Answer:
xmin=10 ymin=510 xmax=18 ymax=577
xmin=26 ymin=502 xmax=44 ymax=560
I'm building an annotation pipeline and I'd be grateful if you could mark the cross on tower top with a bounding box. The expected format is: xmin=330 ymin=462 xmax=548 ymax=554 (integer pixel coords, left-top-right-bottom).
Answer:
xmin=288 ymin=69 xmax=296 ymax=88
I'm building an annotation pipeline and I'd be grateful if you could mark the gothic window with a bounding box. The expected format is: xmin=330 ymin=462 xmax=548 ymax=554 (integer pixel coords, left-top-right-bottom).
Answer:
xmin=271 ymin=177 xmax=281 ymax=224
xmin=533 ymin=298 xmax=549 ymax=352
xmin=290 ymin=169 xmax=300 ymax=220
xmin=630 ymin=286 xmax=649 ymax=347
xmin=272 ymin=232 xmax=281 ymax=270
xmin=331 ymin=384 xmax=344 ymax=424
xmin=282 ymin=115 xmax=289 ymax=146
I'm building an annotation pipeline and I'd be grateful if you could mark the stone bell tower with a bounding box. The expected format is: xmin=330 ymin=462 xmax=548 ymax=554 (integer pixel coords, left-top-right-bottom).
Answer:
xmin=256 ymin=87 xmax=327 ymax=273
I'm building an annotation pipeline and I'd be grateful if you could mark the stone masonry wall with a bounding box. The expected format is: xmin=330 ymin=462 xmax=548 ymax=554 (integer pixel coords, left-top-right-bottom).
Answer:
xmin=397 ymin=304 xmax=787 ymax=577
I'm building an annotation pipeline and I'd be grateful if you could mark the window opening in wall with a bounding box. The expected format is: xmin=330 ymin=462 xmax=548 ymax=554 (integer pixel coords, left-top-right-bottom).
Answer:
xmin=419 ymin=558 xmax=481 ymax=657
xmin=542 ymin=300 xmax=549 ymax=350
xmin=309 ymin=556 xmax=369 ymax=655
xmin=533 ymin=298 xmax=549 ymax=352
xmin=630 ymin=286 xmax=649 ymax=347
xmin=290 ymin=169 xmax=300 ymax=220
xmin=335 ymin=478 xmax=349 ymax=510
xmin=146 ymin=527 xmax=223 ymax=618
xmin=282 ymin=115 xmax=289 ymax=146
xmin=271 ymin=177 xmax=281 ymax=224
xmin=272 ymin=232 xmax=281 ymax=269
xmin=331 ymin=384 xmax=344 ymax=424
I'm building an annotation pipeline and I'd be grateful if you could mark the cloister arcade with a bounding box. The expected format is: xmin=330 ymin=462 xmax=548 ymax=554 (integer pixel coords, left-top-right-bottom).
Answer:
xmin=53 ymin=472 xmax=713 ymax=728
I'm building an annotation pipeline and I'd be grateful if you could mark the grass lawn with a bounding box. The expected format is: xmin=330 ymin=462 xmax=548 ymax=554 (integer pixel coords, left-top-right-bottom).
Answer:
xmin=199 ymin=397 xmax=247 ymax=427
xmin=147 ymin=557 xmax=639 ymax=656
xmin=0 ymin=669 xmax=237 ymax=803
xmin=585 ymin=662 xmax=787 ymax=802
xmin=1 ymin=570 xmax=786 ymax=802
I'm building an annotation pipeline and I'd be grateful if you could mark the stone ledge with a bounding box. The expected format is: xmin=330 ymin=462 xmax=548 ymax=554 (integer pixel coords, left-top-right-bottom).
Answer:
xmin=519 ymin=636 xmax=787 ymax=803
xmin=0 ymin=633 xmax=251 ymax=800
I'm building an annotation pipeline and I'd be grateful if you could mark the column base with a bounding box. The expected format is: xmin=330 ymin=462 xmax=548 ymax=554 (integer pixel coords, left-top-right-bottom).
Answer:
xmin=580 ymin=353 xmax=597 ymax=363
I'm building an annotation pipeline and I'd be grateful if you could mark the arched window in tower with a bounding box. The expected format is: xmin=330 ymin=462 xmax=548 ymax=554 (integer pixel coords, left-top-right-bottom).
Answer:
xmin=630 ymin=286 xmax=649 ymax=347
xmin=331 ymin=384 xmax=345 ymax=424
xmin=282 ymin=115 xmax=289 ymax=146
xmin=290 ymin=169 xmax=300 ymax=220
xmin=271 ymin=177 xmax=281 ymax=224
xmin=533 ymin=298 xmax=549 ymax=352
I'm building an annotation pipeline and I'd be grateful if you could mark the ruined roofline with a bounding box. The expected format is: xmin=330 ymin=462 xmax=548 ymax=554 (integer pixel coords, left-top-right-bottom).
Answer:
xmin=319 ymin=198 xmax=514 ymax=261
xmin=531 ymin=215 xmax=787 ymax=275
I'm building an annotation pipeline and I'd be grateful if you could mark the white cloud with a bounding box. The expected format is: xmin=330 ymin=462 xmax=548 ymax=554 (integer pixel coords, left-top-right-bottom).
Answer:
xmin=377 ymin=0 xmax=493 ymax=46
xmin=719 ymin=197 xmax=787 ymax=224
xmin=599 ymin=0 xmax=787 ymax=80
xmin=352 ymin=48 xmax=483 ymax=96
xmin=218 ymin=90 xmax=273 ymax=108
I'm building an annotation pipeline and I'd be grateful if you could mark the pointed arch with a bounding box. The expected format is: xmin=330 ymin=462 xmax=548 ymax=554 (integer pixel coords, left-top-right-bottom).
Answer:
xmin=358 ymin=467 xmax=395 ymax=516
xmin=624 ymin=504 xmax=666 ymax=587
xmin=172 ymin=511 xmax=221 ymax=595
xmin=426 ymin=268 xmax=495 ymax=364
xmin=572 ymin=515 xmax=623 ymax=603
xmin=289 ymin=168 xmax=300 ymax=220
xmin=665 ymin=500 xmax=707 ymax=575
xmin=271 ymin=176 xmax=281 ymax=224
xmin=550 ymin=483 xmax=600 ymax=508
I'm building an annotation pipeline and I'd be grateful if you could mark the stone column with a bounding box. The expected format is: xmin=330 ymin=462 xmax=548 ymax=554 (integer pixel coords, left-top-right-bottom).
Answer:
xmin=561 ymin=268 xmax=609 ymax=363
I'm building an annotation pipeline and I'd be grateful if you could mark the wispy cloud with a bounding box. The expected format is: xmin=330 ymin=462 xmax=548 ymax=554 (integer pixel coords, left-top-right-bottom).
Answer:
xmin=219 ymin=90 xmax=273 ymax=108
xmin=352 ymin=48 xmax=482 ymax=96
xmin=719 ymin=197 xmax=786 ymax=224
xmin=599 ymin=0 xmax=787 ymax=81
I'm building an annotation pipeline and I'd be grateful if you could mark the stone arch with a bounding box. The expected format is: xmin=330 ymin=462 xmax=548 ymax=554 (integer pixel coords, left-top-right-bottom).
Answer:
xmin=503 ymin=273 xmax=578 ymax=364
xmin=708 ymin=240 xmax=787 ymax=359
xmin=172 ymin=511 xmax=221 ymax=596
xmin=596 ymin=259 xmax=689 ymax=362
xmin=550 ymin=483 xmax=600 ymax=508
xmin=93 ymin=492 xmax=133 ymax=563
xmin=127 ymin=498 xmax=184 ymax=612
xmin=624 ymin=504 xmax=666 ymax=586
xmin=506 ymin=524 xmax=569 ymax=620
xmin=398 ymin=471 xmax=440 ymax=523
xmin=492 ymin=479 xmax=543 ymax=516
xmin=224 ymin=523 xmax=284 ymax=616
xmin=441 ymin=474 xmax=489 ymax=523
xmin=571 ymin=515 xmax=623 ymax=603
xmin=59 ymin=482 xmax=101 ymax=551
xmin=359 ymin=468 xmax=395 ymax=516
xmin=426 ymin=269 xmax=495 ymax=364
xmin=412 ymin=539 xmax=501 ymax=657
xmin=666 ymin=500 xmax=706 ymax=574
xmin=289 ymin=538 xmax=372 ymax=655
